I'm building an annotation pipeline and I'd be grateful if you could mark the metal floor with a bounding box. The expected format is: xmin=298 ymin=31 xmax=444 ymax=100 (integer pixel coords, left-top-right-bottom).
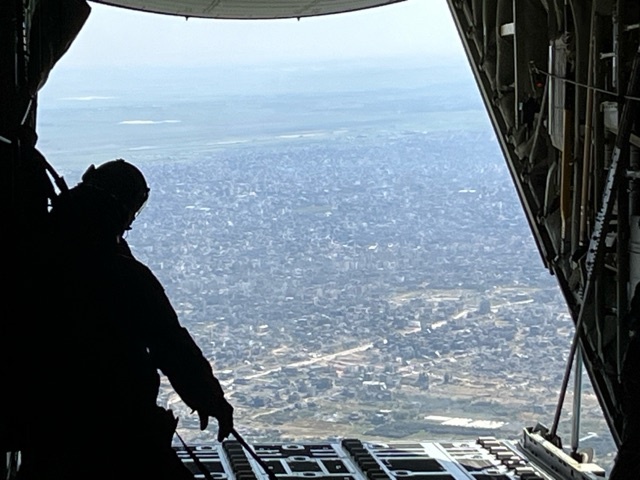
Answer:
xmin=174 ymin=436 xmax=564 ymax=480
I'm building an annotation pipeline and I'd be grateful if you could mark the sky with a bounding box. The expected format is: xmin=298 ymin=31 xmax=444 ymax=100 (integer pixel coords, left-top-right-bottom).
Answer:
xmin=56 ymin=0 xmax=465 ymax=68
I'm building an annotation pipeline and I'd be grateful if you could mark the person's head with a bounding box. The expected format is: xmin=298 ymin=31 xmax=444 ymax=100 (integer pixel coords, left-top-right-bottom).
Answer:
xmin=80 ymin=159 xmax=150 ymax=234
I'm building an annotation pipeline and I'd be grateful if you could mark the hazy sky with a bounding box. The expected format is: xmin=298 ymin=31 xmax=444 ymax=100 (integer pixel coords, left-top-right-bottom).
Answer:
xmin=57 ymin=0 xmax=465 ymax=68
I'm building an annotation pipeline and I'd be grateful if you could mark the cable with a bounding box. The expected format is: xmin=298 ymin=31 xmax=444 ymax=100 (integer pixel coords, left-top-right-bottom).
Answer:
xmin=232 ymin=428 xmax=278 ymax=480
xmin=175 ymin=427 xmax=277 ymax=480
xmin=532 ymin=67 xmax=640 ymax=102
xmin=175 ymin=430 xmax=216 ymax=480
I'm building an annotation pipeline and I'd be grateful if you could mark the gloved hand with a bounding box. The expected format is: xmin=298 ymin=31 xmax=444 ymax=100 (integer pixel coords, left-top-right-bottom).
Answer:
xmin=197 ymin=396 xmax=234 ymax=442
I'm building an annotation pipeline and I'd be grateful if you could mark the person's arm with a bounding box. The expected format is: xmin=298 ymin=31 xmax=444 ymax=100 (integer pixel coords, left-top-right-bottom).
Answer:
xmin=153 ymin=323 xmax=234 ymax=441
xmin=127 ymin=258 xmax=234 ymax=440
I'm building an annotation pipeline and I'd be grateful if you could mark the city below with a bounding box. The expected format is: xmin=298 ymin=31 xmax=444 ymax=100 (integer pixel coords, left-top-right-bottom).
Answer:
xmin=38 ymin=62 xmax=617 ymax=472
xmin=114 ymin=129 xmax=615 ymax=469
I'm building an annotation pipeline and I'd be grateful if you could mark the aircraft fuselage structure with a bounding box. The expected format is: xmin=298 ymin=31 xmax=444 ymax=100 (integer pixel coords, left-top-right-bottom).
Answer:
xmin=447 ymin=0 xmax=640 ymax=452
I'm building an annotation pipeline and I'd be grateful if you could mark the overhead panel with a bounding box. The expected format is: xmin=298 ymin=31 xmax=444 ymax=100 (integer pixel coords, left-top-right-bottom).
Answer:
xmin=91 ymin=0 xmax=405 ymax=19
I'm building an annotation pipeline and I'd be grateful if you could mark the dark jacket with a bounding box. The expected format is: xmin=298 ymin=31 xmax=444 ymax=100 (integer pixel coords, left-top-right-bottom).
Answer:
xmin=20 ymin=185 xmax=224 ymax=479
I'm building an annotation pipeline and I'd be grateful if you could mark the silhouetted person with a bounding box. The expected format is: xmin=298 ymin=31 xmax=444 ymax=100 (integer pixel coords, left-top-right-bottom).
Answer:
xmin=17 ymin=159 xmax=234 ymax=480
xmin=609 ymin=282 xmax=640 ymax=480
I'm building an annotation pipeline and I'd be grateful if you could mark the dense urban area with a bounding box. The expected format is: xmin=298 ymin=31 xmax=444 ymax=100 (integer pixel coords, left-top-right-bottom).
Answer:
xmin=99 ymin=129 xmax=615 ymax=468
xmin=39 ymin=62 xmax=617 ymax=471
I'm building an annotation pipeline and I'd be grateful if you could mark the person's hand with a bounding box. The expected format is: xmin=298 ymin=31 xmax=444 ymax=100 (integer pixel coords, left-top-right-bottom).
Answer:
xmin=197 ymin=397 xmax=234 ymax=442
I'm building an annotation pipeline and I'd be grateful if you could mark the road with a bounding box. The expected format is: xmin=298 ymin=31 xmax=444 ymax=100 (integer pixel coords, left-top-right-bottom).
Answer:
xmin=243 ymin=342 xmax=374 ymax=380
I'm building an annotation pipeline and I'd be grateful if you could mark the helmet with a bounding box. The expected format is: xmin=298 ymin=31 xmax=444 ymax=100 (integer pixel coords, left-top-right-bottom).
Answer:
xmin=80 ymin=159 xmax=150 ymax=230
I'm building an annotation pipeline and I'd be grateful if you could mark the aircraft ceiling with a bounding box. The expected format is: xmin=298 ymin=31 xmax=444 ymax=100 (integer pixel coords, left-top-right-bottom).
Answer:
xmin=91 ymin=0 xmax=405 ymax=19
